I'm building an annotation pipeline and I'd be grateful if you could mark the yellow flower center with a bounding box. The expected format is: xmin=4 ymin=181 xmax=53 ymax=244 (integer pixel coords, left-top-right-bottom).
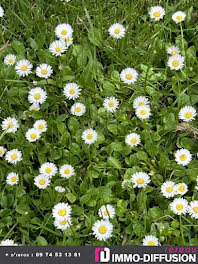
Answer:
xmin=11 ymin=176 xmax=17 ymax=182
xmin=11 ymin=154 xmax=17 ymax=160
xmin=21 ymin=65 xmax=28 ymax=71
xmin=98 ymin=226 xmax=107 ymax=234
xmin=41 ymin=69 xmax=48 ymax=75
xmin=58 ymin=209 xmax=67 ymax=216
xmin=172 ymin=50 xmax=176 ymax=55
xmin=138 ymin=101 xmax=144 ymax=106
xmin=8 ymin=122 xmax=13 ymax=128
xmin=65 ymin=37 xmax=70 ymax=43
xmin=38 ymin=124 xmax=44 ymax=130
xmin=60 ymin=219 xmax=67 ymax=225
xmin=9 ymin=58 xmax=14 ymax=63
xmin=137 ymin=178 xmax=144 ymax=184
xmin=193 ymin=206 xmax=198 ymax=213
xmin=172 ymin=60 xmax=179 ymax=67
xmin=125 ymin=73 xmax=132 ymax=80
xmin=108 ymin=101 xmax=114 ymax=108
xmin=69 ymin=88 xmax=75 ymax=94
xmin=176 ymin=204 xmax=183 ymax=211
xmin=45 ymin=167 xmax=52 ymax=173
xmin=55 ymin=46 xmax=61 ymax=52
xmin=75 ymin=107 xmax=81 ymax=112
xmin=34 ymin=93 xmax=41 ymax=100
xmin=64 ymin=169 xmax=70 ymax=175
xmin=178 ymin=185 xmax=185 ymax=192
xmin=104 ymin=210 xmax=109 ymax=216
xmin=0 ymin=150 xmax=2 ymax=155
xmin=148 ymin=240 xmax=155 ymax=246
xmin=39 ymin=179 xmax=46 ymax=185
xmin=114 ymin=28 xmax=120 ymax=34
xmin=130 ymin=138 xmax=137 ymax=144
xmin=184 ymin=112 xmax=192 ymax=119
xmin=180 ymin=154 xmax=187 ymax=161
xmin=61 ymin=29 xmax=67 ymax=36
xmin=176 ymin=15 xmax=182 ymax=20
xmin=30 ymin=133 xmax=37 ymax=139
xmin=166 ymin=186 xmax=173 ymax=193
xmin=87 ymin=134 xmax=93 ymax=140
xmin=140 ymin=109 xmax=147 ymax=115
xmin=153 ymin=11 xmax=160 ymax=18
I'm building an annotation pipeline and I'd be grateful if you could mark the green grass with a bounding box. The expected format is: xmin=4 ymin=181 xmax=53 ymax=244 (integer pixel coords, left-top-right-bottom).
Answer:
xmin=0 ymin=0 xmax=198 ymax=246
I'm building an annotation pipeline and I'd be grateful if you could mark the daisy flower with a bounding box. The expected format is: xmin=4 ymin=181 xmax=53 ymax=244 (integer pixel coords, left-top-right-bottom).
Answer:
xmin=82 ymin=128 xmax=98 ymax=145
xmin=167 ymin=46 xmax=180 ymax=56
xmin=33 ymin=119 xmax=47 ymax=133
xmin=161 ymin=181 xmax=176 ymax=198
xmin=59 ymin=164 xmax=75 ymax=179
xmin=52 ymin=202 xmax=72 ymax=220
xmin=39 ymin=162 xmax=57 ymax=178
xmin=149 ymin=6 xmax=165 ymax=21
xmin=49 ymin=40 xmax=67 ymax=56
xmin=55 ymin=186 xmax=65 ymax=193
xmin=178 ymin=106 xmax=197 ymax=122
xmin=175 ymin=148 xmax=192 ymax=166
xmin=60 ymin=35 xmax=73 ymax=47
xmin=120 ymin=67 xmax=138 ymax=84
xmin=34 ymin=174 xmax=51 ymax=189
xmin=15 ymin=59 xmax=33 ymax=77
xmin=188 ymin=201 xmax=198 ymax=219
xmin=0 ymin=5 xmax=4 ymax=17
xmin=4 ymin=54 xmax=16 ymax=66
xmin=133 ymin=96 xmax=149 ymax=109
xmin=103 ymin=97 xmax=119 ymax=113
xmin=172 ymin=11 xmax=186 ymax=24
xmin=25 ymin=128 xmax=41 ymax=142
xmin=131 ymin=172 xmax=150 ymax=188
xmin=63 ymin=83 xmax=81 ymax=100
xmin=6 ymin=172 xmax=19 ymax=186
xmin=71 ymin=102 xmax=86 ymax=116
xmin=108 ymin=23 xmax=125 ymax=39
xmin=175 ymin=183 xmax=188 ymax=196
xmin=98 ymin=205 xmax=115 ymax=219
xmin=167 ymin=54 xmax=184 ymax=71
xmin=135 ymin=105 xmax=151 ymax=119
xmin=121 ymin=179 xmax=132 ymax=189
xmin=125 ymin=133 xmax=141 ymax=147
xmin=5 ymin=149 xmax=22 ymax=164
xmin=36 ymin=64 xmax=53 ymax=79
xmin=142 ymin=235 xmax=159 ymax=246
xmin=55 ymin=23 xmax=73 ymax=39
xmin=28 ymin=87 xmax=47 ymax=104
xmin=1 ymin=117 xmax=19 ymax=133
xmin=92 ymin=220 xmax=113 ymax=241
xmin=0 ymin=239 xmax=18 ymax=246
xmin=0 ymin=146 xmax=6 ymax=157
xmin=170 ymin=198 xmax=188 ymax=215
xmin=54 ymin=217 xmax=71 ymax=231
xmin=29 ymin=103 xmax=40 ymax=111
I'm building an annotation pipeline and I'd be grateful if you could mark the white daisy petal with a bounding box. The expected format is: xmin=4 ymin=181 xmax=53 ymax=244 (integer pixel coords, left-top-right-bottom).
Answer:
xmin=0 ymin=146 xmax=6 ymax=157
xmin=15 ymin=59 xmax=33 ymax=77
xmin=34 ymin=174 xmax=51 ymax=189
xmin=170 ymin=198 xmax=188 ymax=215
xmin=98 ymin=205 xmax=115 ymax=219
xmin=29 ymin=103 xmax=40 ymax=111
xmin=175 ymin=148 xmax=192 ymax=166
xmin=63 ymin=83 xmax=81 ymax=100
xmin=108 ymin=23 xmax=125 ymax=39
xmin=125 ymin=133 xmax=141 ymax=147
xmin=92 ymin=220 xmax=113 ymax=241
xmin=120 ymin=67 xmax=138 ymax=84
xmin=131 ymin=172 xmax=150 ymax=188
xmin=1 ymin=117 xmax=19 ymax=133
xmin=172 ymin=11 xmax=186 ymax=24
xmin=49 ymin=40 xmax=67 ymax=56
xmin=39 ymin=162 xmax=57 ymax=178
xmin=149 ymin=6 xmax=165 ymax=21
xmin=175 ymin=183 xmax=188 ymax=196
xmin=161 ymin=181 xmax=176 ymax=198
xmin=133 ymin=96 xmax=149 ymax=109
xmin=168 ymin=54 xmax=184 ymax=71
xmin=167 ymin=46 xmax=180 ymax=56
xmin=0 ymin=239 xmax=18 ymax=246
xmin=5 ymin=149 xmax=22 ymax=164
xmin=52 ymin=202 xmax=72 ymax=220
xmin=103 ymin=97 xmax=119 ymax=113
xmin=54 ymin=216 xmax=71 ymax=231
xmin=25 ymin=128 xmax=41 ymax=142
xmin=82 ymin=128 xmax=98 ymax=145
xmin=4 ymin=54 xmax=16 ymax=66
xmin=33 ymin=120 xmax=47 ymax=133
xmin=59 ymin=164 xmax=75 ymax=179
xmin=36 ymin=64 xmax=53 ymax=79
xmin=135 ymin=105 xmax=151 ymax=119
xmin=28 ymin=87 xmax=47 ymax=104
xmin=6 ymin=172 xmax=19 ymax=185
xmin=188 ymin=201 xmax=198 ymax=219
xmin=55 ymin=186 xmax=65 ymax=193
xmin=60 ymin=35 xmax=73 ymax=47
xmin=55 ymin=23 xmax=73 ymax=39
xmin=0 ymin=6 xmax=4 ymax=17
xmin=71 ymin=102 xmax=86 ymax=116
xmin=178 ymin=106 xmax=196 ymax=122
xmin=143 ymin=235 xmax=159 ymax=246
